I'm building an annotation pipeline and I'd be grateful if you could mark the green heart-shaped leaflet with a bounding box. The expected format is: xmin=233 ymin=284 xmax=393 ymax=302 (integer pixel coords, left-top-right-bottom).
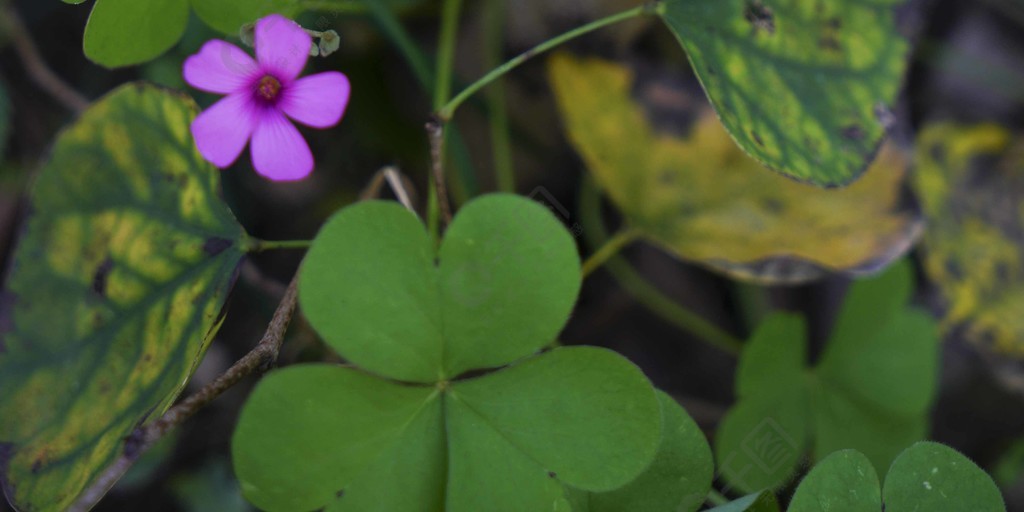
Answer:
xmin=715 ymin=260 xmax=939 ymax=492
xmin=658 ymin=0 xmax=909 ymax=186
xmin=299 ymin=194 xmax=582 ymax=382
xmin=789 ymin=443 xmax=1005 ymax=511
xmin=232 ymin=347 xmax=661 ymax=512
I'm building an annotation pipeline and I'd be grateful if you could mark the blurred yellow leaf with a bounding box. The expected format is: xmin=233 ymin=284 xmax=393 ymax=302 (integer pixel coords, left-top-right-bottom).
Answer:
xmin=913 ymin=123 xmax=1024 ymax=357
xmin=549 ymin=53 xmax=921 ymax=284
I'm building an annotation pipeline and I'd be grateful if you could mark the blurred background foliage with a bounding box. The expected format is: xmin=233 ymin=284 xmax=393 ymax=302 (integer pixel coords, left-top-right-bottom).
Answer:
xmin=1 ymin=0 xmax=1024 ymax=509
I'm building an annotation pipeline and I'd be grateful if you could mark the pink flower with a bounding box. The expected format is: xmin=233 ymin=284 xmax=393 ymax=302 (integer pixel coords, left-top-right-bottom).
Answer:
xmin=183 ymin=14 xmax=350 ymax=181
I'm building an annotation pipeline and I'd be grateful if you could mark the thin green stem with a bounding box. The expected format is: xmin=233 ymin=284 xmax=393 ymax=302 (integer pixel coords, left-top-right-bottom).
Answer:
xmin=425 ymin=0 xmax=463 ymax=229
xmin=707 ymin=489 xmax=730 ymax=506
xmin=249 ymin=239 xmax=313 ymax=252
xmin=361 ymin=0 xmax=433 ymax=89
xmin=579 ymin=177 xmax=743 ymax=356
xmin=437 ymin=2 xmax=659 ymax=121
xmin=581 ymin=228 xmax=640 ymax=278
xmin=483 ymin=0 xmax=515 ymax=192
xmin=434 ymin=0 xmax=463 ymax=110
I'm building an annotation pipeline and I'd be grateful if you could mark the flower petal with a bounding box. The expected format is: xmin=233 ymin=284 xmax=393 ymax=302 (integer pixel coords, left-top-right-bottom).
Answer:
xmin=280 ymin=72 xmax=351 ymax=128
xmin=255 ymin=14 xmax=312 ymax=82
xmin=183 ymin=40 xmax=258 ymax=94
xmin=191 ymin=93 xmax=257 ymax=168
xmin=251 ymin=109 xmax=314 ymax=181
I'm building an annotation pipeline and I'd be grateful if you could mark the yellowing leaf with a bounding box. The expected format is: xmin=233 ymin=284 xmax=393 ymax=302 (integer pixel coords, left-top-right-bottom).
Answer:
xmin=913 ymin=123 xmax=1024 ymax=357
xmin=549 ymin=53 xmax=921 ymax=283
xmin=0 ymin=84 xmax=245 ymax=510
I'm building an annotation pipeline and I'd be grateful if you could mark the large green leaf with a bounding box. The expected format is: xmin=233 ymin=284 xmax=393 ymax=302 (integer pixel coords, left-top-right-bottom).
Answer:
xmin=299 ymin=195 xmax=581 ymax=383
xmin=548 ymin=54 xmax=921 ymax=284
xmin=569 ymin=392 xmax=713 ymax=512
xmin=715 ymin=262 xmax=939 ymax=493
xmin=790 ymin=443 xmax=1005 ymax=511
xmin=657 ymin=0 xmax=910 ymax=185
xmin=0 ymin=84 xmax=245 ymax=511
xmin=912 ymin=123 xmax=1024 ymax=358
xmin=190 ymin=0 xmax=301 ymax=34
xmin=84 ymin=0 xmax=190 ymax=67
xmin=232 ymin=366 xmax=445 ymax=512
xmin=232 ymin=347 xmax=662 ymax=512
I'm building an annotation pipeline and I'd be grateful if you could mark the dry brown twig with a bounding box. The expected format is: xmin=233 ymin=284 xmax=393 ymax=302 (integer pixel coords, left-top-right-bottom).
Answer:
xmin=2 ymin=2 xmax=90 ymax=113
xmin=69 ymin=275 xmax=300 ymax=512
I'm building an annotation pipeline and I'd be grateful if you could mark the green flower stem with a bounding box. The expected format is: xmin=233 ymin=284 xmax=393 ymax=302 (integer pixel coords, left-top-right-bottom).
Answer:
xmin=483 ymin=0 xmax=515 ymax=192
xmin=248 ymin=239 xmax=314 ymax=252
xmin=581 ymin=228 xmax=640 ymax=278
xmin=425 ymin=0 xmax=463 ymax=232
xmin=579 ymin=177 xmax=743 ymax=356
xmin=436 ymin=2 xmax=659 ymax=121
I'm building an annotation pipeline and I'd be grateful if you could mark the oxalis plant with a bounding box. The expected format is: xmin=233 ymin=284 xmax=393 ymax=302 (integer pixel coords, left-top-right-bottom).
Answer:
xmin=0 ymin=0 xmax=1012 ymax=511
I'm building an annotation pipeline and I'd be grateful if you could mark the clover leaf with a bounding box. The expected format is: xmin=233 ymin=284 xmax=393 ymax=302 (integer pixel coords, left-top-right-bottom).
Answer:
xmin=715 ymin=260 xmax=940 ymax=492
xmin=790 ymin=443 xmax=1005 ymax=511
xmin=233 ymin=195 xmax=667 ymax=512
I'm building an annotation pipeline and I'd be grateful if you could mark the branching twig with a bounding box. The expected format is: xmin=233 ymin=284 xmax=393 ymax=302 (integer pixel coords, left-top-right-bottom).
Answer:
xmin=2 ymin=3 xmax=89 ymax=113
xmin=69 ymin=276 xmax=300 ymax=512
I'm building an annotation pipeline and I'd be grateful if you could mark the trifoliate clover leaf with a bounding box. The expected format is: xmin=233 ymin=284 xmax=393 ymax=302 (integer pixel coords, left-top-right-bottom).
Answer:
xmin=715 ymin=260 xmax=939 ymax=492
xmin=233 ymin=194 xmax=665 ymax=512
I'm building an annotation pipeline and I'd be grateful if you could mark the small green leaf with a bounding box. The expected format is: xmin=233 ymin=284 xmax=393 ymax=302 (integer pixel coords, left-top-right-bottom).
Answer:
xmin=0 ymin=83 xmax=245 ymax=511
xmin=449 ymin=347 xmax=661 ymax=493
xmin=299 ymin=194 xmax=581 ymax=383
xmin=657 ymin=0 xmax=910 ymax=185
xmin=883 ymin=442 xmax=1006 ymax=512
xmin=706 ymin=491 xmax=780 ymax=512
xmin=190 ymin=0 xmax=301 ymax=34
xmin=573 ymin=392 xmax=714 ymax=512
xmin=83 ymin=0 xmax=190 ymax=67
xmin=788 ymin=443 xmax=1005 ymax=512
xmin=232 ymin=365 xmax=444 ymax=512
xmin=789 ymin=450 xmax=881 ymax=512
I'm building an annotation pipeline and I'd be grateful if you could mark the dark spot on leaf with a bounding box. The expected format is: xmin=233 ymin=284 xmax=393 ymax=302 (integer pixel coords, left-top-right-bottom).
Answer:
xmin=944 ymin=259 xmax=963 ymax=279
xmin=91 ymin=257 xmax=115 ymax=297
xmin=827 ymin=17 xmax=842 ymax=29
xmin=819 ymin=34 xmax=841 ymax=51
xmin=996 ymin=262 xmax=1011 ymax=282
xmin=761 ymin=198 xmax=784 ymax=213
xmin=335 ymin=489 xmax=345 ymax=498
xmin=751 ymin=131 xmax=765 ymax=147
xmin=547 ymin=471 xmax=557 ymax=478
xmin=30 ymin=458 xmax=43 ymax=474
xmin=842 ymin=125 xmax=866 ymax=141
xmin=203 ymin=237 xmax=233 ymax=256
xmin=744 ymin=0 xmax=775 ymax=34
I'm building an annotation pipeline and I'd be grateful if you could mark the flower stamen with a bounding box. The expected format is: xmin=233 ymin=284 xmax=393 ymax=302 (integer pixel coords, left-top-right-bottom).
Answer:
xmin=256 ymin=75 xmax=282 ymax=101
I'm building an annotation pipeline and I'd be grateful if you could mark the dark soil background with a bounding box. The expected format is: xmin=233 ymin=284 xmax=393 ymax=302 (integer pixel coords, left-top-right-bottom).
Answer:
xmin=2 ymin=0 xmax=1024 ymax=510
